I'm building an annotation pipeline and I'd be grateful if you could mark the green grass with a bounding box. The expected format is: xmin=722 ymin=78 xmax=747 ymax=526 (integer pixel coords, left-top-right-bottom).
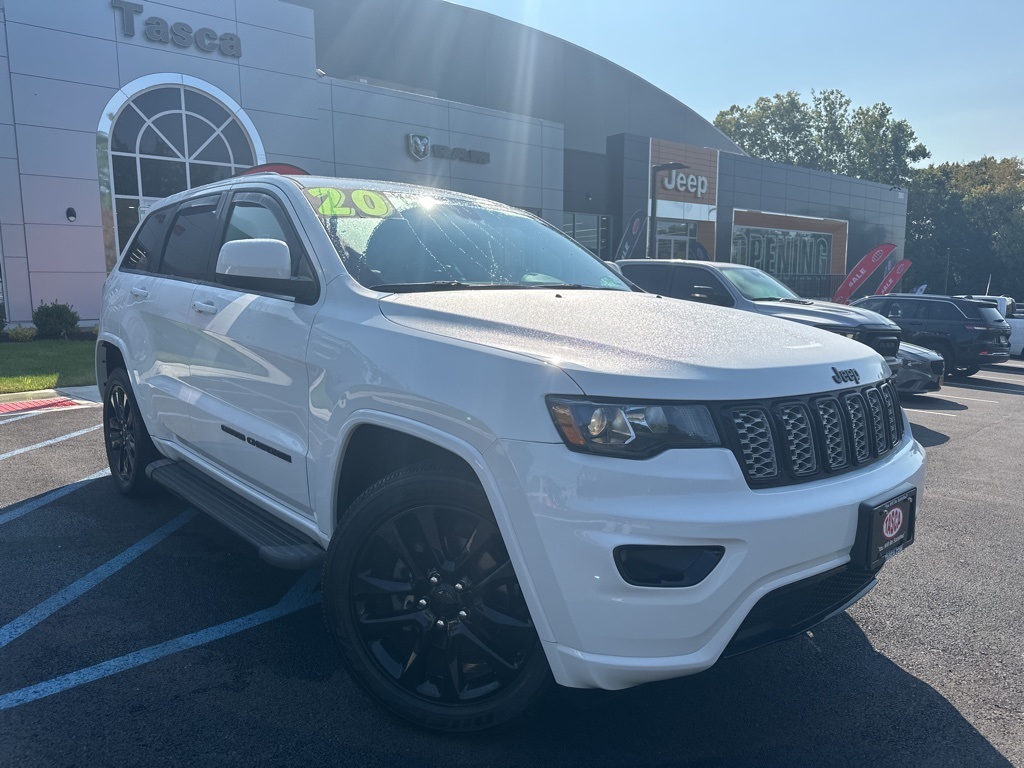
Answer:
xmin=0 ymin=339 xmax=96 ymax=394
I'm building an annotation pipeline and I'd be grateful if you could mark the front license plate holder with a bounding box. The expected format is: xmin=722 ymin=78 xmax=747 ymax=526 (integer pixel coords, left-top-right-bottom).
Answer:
xmin=852 ymin=488 xmax=916 ymax=571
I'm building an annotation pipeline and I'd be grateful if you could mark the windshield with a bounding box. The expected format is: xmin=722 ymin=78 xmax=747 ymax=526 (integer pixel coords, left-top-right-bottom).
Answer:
xmin=301 ymin=184 xmax=631 ymax=292
xmin=717 ymin=266 xmax=801 ymax=300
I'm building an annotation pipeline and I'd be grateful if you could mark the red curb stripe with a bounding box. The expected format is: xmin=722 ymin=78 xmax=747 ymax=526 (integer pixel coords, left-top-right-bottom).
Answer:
xmin=0 ymin=398 xmax=79 ymax=415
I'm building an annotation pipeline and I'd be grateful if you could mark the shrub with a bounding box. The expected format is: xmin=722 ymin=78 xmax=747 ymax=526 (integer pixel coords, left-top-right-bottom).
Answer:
xmin=7 ymin=325 xmax=37 ymax=342
xmin=32 ymin=300 xmax=80 ymax=339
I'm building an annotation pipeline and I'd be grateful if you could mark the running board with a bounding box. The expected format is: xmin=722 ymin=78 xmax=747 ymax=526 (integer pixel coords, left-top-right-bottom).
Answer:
xmin=146 ymin=459 xmax=324 ymax=570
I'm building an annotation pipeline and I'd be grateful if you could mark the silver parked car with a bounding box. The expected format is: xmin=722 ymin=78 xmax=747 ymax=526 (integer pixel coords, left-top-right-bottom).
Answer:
xmin=895 ymin=342 xmax=944 ymax=395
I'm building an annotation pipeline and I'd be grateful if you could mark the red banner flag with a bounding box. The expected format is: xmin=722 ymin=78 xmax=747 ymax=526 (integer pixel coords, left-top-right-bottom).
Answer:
xmin=832 ymin=243 xmax=897 ymax=304
xmin=875 ymin=259 xmax=912 ymax=296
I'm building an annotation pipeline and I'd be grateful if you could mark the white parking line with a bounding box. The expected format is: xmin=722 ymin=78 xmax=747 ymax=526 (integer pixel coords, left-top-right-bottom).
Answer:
xmin=942 ymin=395 xmax=998 ymax=403
xmin=0 ymin=469 xmax=111 ymax=526
xmin=0 ymin=411 xmax=50 ymax=426
xmin=0 ymin=424 xmax=102 ymax=462
xmin=951 ymin=384 xmax=1022 ymax=395
xmin=904 ymin=409 xmax=958 ymax=417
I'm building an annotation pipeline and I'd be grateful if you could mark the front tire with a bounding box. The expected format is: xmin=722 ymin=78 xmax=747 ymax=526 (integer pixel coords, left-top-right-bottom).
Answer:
xmin=322 ymin=463 xmax=551 ymax=732
xmin=103 ymin=368 xmax=159 ymax=497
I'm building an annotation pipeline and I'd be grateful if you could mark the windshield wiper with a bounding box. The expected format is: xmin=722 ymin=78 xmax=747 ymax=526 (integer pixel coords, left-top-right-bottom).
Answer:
xmin=369 ymin=281 xmax=475 ymax=292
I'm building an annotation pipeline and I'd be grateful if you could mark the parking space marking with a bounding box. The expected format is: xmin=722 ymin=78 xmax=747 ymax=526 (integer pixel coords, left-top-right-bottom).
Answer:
xmin=938 ymin=395 xmax=998 ymax=403
xmin=904 ymin=409 xmax=958 ymax=418
xmin=949 ymin=384 xmax=1022 ymax=395
xmin=0 ymin=569 xmax=320 ymax=711
xmin=0 ymin=469 xmax=111 ymax=527
xmin=0 ymin=509 xmax=197 ymax=650
xmin=0 ymin=424 xmax=103 ymax=462
xmin=0 ymin=411 xmax=53 ymax=426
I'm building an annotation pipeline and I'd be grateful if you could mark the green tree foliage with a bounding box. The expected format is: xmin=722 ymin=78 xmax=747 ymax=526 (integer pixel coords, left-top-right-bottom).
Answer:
xmin=714 ymin=89 xmax=930 ymax=187
xmin=906 ymin=157 xmax=1024 ymax=298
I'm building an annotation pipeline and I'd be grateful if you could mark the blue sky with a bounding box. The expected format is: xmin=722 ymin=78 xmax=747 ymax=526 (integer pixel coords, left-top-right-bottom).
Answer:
xmin=445 ymin=0 xmax=1023 ymax=166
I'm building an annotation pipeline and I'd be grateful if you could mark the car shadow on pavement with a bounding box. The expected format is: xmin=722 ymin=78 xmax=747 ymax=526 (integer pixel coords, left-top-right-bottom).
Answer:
xmin=488 ymin=614 xmax=1011 ymax=767
xmin=905 ymin=421 xmax=949 ymax=448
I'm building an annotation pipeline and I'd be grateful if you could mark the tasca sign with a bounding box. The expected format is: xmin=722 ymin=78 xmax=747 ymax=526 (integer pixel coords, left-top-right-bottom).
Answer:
xmin=112 ymin=0 xmax=243 ymax=58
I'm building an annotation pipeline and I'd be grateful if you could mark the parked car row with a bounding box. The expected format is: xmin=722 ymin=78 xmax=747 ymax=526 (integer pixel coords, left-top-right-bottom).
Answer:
xmin=616 ymin=259 xmax=947 ymax=395
xmin=852 ymin=294 xmax=1011 ymax=376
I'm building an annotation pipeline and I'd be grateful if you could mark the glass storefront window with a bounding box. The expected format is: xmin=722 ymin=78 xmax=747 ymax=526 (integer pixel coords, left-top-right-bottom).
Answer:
xmin=654 ymin=219 xmax=696 ymax=260
xmin=561 ymin=213 xmax=611 ymax=259
xmin=108 ymin=86 xmax=256 ymax=256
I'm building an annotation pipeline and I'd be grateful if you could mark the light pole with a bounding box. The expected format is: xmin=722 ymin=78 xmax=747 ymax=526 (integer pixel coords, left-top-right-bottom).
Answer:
xmin=648 ymin=162 xmax=687 ymax=259
xmin=944 ymin=248 xmax=950 ymax=294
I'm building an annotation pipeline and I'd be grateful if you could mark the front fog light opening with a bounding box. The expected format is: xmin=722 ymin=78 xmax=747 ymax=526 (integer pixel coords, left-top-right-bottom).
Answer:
xmin=614 ymin=545 xmax=725 ymax=587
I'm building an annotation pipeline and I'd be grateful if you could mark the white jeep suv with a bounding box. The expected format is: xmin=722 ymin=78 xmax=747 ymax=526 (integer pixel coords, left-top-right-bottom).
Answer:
xmin=97 ymin=174 xmax=925 ymax=731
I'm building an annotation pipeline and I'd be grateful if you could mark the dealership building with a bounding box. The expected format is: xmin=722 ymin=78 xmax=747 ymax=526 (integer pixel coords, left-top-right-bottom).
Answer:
xmin=0 ymin=0 xmax=908 ymax=325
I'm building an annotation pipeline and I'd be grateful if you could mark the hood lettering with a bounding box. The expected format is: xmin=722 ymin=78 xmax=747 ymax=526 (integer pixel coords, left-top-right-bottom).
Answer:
xmin=831 ymin=366 xmax=861 ymax=385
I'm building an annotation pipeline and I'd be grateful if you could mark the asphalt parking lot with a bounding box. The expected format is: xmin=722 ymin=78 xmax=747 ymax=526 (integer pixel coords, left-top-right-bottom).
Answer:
xmin=1 ymin=364 xmax=1022 ymax=767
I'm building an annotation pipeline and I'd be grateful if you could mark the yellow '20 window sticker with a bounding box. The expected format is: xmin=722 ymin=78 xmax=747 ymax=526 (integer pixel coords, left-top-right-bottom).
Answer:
xmin=305 ymin=187 xmax=394 ymax=218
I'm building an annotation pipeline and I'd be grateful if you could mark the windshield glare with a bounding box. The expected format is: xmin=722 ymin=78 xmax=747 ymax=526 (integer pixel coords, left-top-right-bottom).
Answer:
xmin=305 ymin=186 xmax=630 ymax=292
xmin=718 ymin=266 xmax=800 ymax=300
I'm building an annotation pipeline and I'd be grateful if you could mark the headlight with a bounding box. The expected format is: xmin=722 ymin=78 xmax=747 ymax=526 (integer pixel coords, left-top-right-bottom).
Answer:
xmin=546 ymin=396 xmax=721 ymax=458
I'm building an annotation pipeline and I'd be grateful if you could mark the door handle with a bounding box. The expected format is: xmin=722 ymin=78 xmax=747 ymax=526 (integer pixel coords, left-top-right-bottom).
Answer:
xmin=129 ymin=287 xmax=148 ymax=299
xmin=191 ymin=301 xmax=218 ymax=316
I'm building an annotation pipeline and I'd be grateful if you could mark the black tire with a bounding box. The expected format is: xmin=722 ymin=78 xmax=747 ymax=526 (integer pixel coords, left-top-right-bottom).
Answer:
xmin=960 ymin=365 xmax=980 ymax=377
xmin=103 ymin=368 xmax=159 ymax=497
xmin=927 ymin=343 xmax=955 ymax=378
xmin=322 ymin=463 xmax=551 ymax=732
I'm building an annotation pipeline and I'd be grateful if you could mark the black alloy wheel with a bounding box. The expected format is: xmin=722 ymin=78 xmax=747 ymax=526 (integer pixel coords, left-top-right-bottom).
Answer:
xmin=322 ymin=463 xmax=550 ymax=732
xmin=103 ymin=368 xmax=158 ymax=497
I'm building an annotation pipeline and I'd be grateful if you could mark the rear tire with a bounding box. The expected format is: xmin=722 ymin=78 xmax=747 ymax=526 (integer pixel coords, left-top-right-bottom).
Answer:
xmin=103 ymin=368 xmax=159 ymax=497
xmin=322 ymin=463 xmax=551 ymax=732
xmin=959 ymin=365 xmax=980 ymax=377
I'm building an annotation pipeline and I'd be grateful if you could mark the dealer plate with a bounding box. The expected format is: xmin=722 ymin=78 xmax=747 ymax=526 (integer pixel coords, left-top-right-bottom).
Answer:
xmin=854 ymin=488 xmax=916 ymax=570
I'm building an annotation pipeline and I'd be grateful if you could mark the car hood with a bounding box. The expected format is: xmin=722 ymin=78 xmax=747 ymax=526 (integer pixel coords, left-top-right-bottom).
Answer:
xmin=898 ymin=342 xmax=943 ymax=362
xmin=378 ymin=290 xmax=890 ymax=400
xmin=753 ymin=299 xmax=899 ymax=330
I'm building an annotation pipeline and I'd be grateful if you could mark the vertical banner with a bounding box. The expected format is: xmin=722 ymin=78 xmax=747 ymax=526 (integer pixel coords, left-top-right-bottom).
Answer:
xmin=875 ymin=259 xmax=912 ymax=296
xmin=832 ymin=243 xmax=897 ymax=304
xmin=614 ymin=210 xmax=647 ymax=261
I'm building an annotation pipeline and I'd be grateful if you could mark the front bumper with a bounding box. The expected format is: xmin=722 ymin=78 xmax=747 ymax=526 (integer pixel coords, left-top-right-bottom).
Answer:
xmin=487 ymin=429 xmax=926 ymax=690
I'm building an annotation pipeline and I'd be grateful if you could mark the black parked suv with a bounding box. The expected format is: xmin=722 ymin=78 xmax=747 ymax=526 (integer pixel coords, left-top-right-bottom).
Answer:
xmin=852 ymin=294 xmax=1011 ymax=377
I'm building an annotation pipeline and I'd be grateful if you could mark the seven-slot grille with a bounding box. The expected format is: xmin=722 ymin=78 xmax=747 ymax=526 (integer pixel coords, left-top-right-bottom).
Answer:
xmin=724 ymin=381 xmax=904 ymax=488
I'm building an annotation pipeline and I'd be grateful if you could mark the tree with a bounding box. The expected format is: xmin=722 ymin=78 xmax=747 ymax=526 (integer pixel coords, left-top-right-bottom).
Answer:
xmin=714 ymin=89 xmax=929 ymax=187
xmin=905 ymin=157 xmax=1024 ymax=297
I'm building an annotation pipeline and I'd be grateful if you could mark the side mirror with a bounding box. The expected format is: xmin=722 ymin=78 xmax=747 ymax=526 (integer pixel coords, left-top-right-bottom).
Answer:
xmin=217 ymin=238 xmax=291 ymax=279
xmin=215 ymin=239 xmax=318 ymax=304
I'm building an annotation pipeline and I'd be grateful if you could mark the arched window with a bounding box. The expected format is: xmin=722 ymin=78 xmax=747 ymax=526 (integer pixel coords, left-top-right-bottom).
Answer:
xmin=107 ymin=86 xmax=256 ymax=256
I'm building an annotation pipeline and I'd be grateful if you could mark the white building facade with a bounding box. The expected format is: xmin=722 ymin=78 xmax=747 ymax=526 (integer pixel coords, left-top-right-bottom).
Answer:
xmin=0 ymin=0 xmax=563 ymax=324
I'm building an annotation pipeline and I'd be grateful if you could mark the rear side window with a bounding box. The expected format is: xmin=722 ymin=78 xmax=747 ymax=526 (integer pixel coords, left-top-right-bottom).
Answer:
xmin=120 ymin=206 xmax=172 ymax=273
xmin=160 ymin=196 xmax=222 ymax=280
xmin=620 ymin=263 xmax=671 ymax=294
xmin=926 ymin=301 xmax=966 ymax=321
xmin=977 ymin=307 xmax=1004 ymax=323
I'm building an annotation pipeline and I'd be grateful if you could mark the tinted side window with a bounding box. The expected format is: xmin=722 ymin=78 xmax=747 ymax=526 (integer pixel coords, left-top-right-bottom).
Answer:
xmin=620 ymin=263 xmax=671 ymax=294
xmin=927 ymin=301 xmax=966 ymax=321
xmin=221 ymin=192 xmax=312 ymax=279
xmin=120 ymin=206 xmax=172 ymax=273
xmin=672 ymin=268 xmax=732 ymax=305
xmin=856 ymin=298 xmax=886 ymax=312
xmin=160 ymin=196 xmax=222 ymax=280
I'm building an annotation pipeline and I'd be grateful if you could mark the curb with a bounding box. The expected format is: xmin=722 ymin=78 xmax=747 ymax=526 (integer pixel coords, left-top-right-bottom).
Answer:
xmin=0 ymin=389 xmax=59 ymax=404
